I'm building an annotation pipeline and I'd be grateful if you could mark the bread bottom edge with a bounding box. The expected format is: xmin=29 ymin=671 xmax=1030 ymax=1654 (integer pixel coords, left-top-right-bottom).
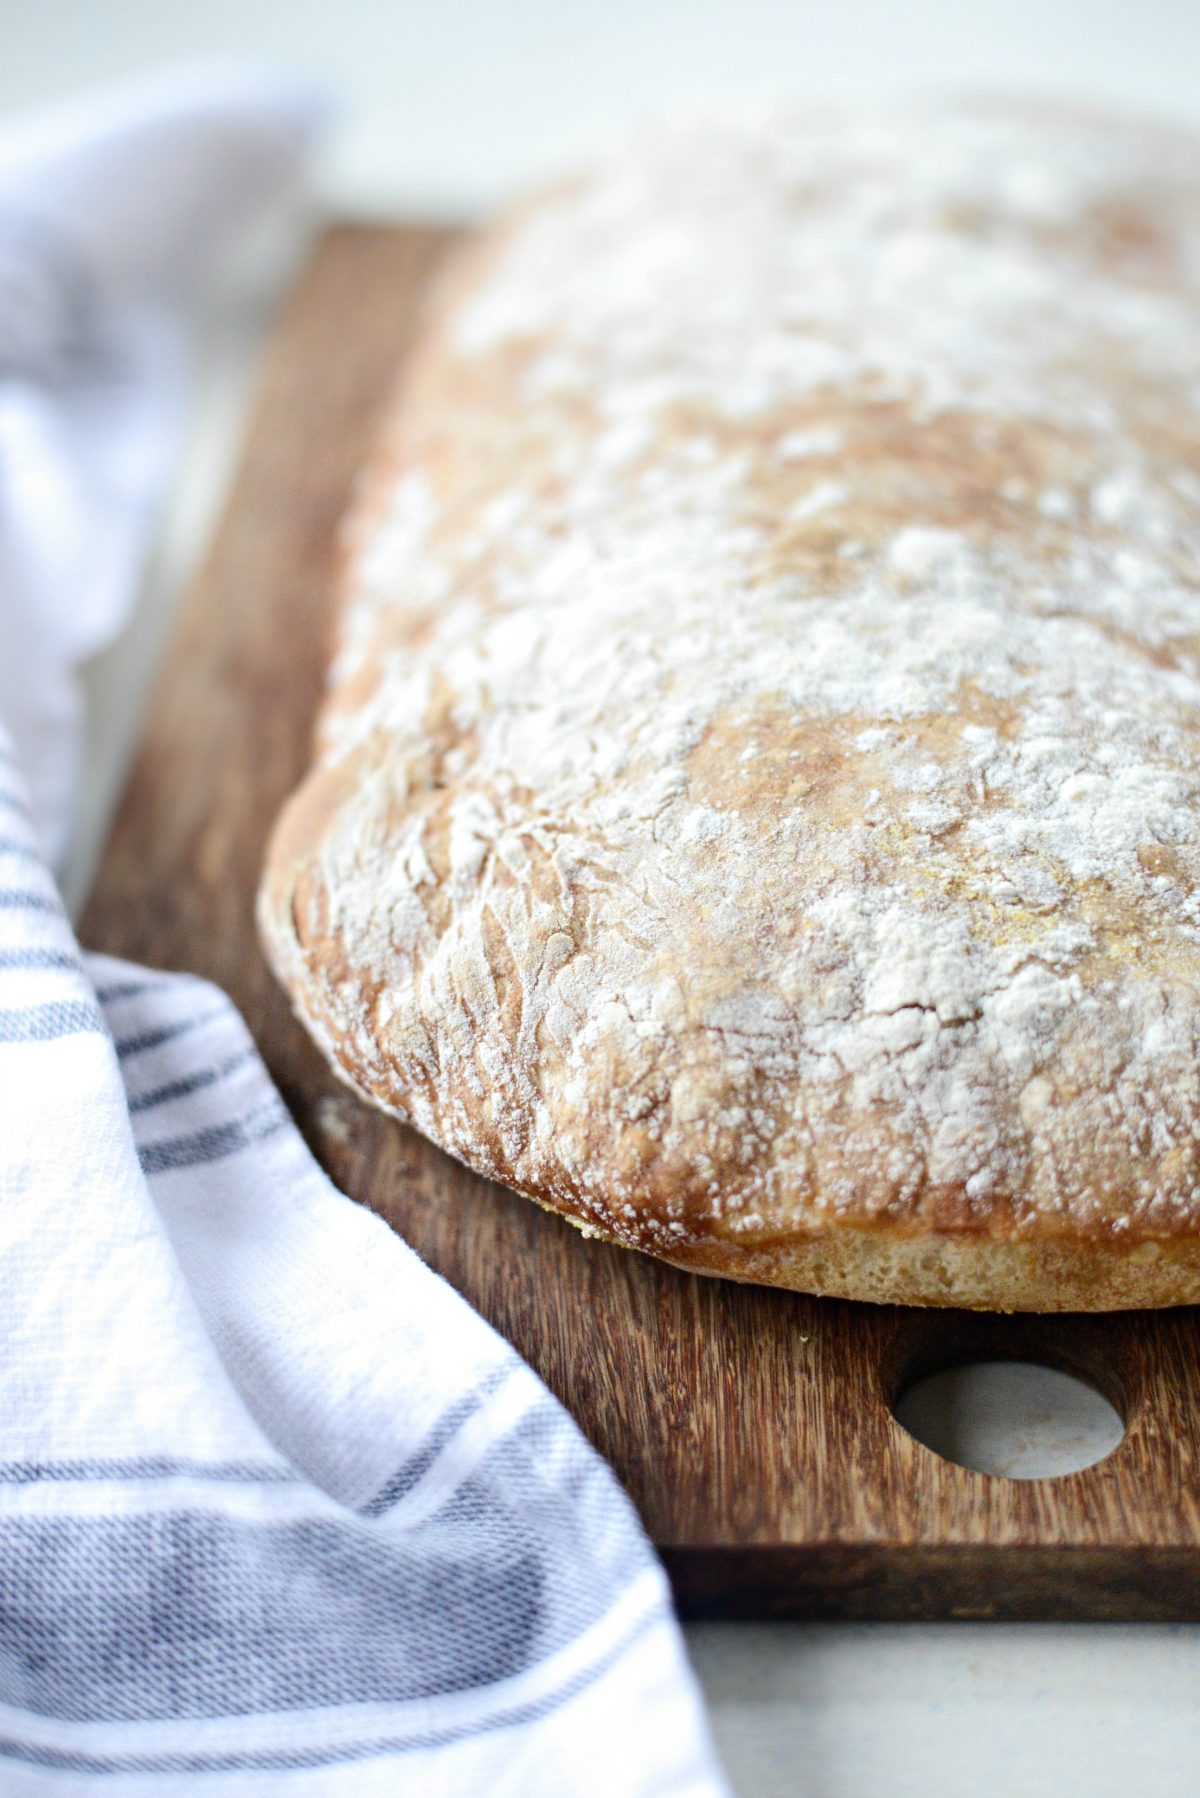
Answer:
xmin=552 ymin=1209 xmax=1200 ymax=1311
xmin=659 ymin=1227 xmax=1200 ymax=1311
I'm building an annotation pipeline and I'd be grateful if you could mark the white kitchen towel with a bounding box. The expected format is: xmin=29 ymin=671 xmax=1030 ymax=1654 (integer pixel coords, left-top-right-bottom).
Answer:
xmin=0 ymin=69 xmax=321 ymax=865
xmin=0 ymin=77 xmax=725 ymax=1797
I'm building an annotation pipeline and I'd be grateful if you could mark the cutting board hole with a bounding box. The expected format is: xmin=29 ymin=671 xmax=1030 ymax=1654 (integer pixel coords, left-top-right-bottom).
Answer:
xmin=892 ymin=1360 xmax=1125 ymax=1479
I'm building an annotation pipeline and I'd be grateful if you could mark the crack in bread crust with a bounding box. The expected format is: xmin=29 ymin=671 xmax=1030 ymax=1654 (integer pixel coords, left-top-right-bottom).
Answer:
xmin=260 ymin=103 xmax=1200 ymax=1310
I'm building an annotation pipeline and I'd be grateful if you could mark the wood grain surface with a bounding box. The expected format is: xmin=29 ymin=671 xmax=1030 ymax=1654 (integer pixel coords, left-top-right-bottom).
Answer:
xmin=81 ymin=224 xmax=1200 ymax=1620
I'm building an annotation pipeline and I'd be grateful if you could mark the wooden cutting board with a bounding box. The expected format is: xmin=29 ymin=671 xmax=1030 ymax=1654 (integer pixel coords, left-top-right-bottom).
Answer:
xmin=81 ymin=225 xmax=1200 ymax=1621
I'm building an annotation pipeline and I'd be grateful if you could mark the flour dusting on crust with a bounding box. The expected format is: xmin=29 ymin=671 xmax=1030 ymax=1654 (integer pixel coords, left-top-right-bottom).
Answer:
xmin=261 ymin=104 xmax=1200 ymax=1303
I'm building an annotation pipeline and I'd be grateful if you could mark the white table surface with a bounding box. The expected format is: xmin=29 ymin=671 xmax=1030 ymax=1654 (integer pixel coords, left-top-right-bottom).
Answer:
xmin=7 ymin=3 xmax=1200 ymax=1791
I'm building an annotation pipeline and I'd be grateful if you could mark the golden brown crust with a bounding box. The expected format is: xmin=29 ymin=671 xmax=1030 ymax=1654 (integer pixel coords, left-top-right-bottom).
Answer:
xmin=260 ymin=103 xmax=1200 ymax=1309
xmin=645 ymin=1226 xmax=1200 ymax=1313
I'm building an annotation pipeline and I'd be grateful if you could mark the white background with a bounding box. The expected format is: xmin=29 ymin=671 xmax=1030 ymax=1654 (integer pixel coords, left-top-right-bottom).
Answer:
xmin=3 ymin=2 xmax=1198 ymax=1793
xmin=2 ymin=0 xmax=1198 ymax=215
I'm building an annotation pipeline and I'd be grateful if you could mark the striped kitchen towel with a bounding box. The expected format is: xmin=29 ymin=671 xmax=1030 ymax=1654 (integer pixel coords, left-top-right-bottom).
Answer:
xmin=0 ymin=734 xmax=722 ymax=1795
xmin=0 ymin=75 xmax=725 ymax=1797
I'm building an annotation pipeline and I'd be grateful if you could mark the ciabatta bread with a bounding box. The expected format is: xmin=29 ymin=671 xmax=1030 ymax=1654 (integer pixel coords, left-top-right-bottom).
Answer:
xmin=260 ymin=104 xmax=1200 ymax=1309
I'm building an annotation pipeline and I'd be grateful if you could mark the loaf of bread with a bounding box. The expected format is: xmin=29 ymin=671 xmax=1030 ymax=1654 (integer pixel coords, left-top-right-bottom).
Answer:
xmin=260 ymin=104 xmax=1200 ymax=1310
